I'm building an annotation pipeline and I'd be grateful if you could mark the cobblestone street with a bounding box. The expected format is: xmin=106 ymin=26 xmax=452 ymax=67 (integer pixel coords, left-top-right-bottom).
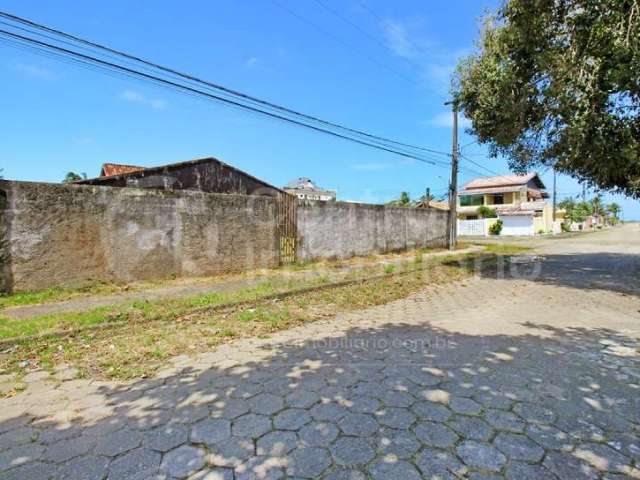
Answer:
xmin=1 ymin=225 xmax=639 ymax=479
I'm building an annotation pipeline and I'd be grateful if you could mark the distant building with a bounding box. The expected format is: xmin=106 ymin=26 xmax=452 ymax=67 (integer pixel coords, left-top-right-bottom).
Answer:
xmin=78 ymin=157 xmax=283 ymax=197
xmin=284 ymin=178 xmax=336 ymax=201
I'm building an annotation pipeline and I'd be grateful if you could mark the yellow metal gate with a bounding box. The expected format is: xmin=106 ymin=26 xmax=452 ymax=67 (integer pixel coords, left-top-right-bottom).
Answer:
xmin=277 ymin=193 xmax=297 ymax=265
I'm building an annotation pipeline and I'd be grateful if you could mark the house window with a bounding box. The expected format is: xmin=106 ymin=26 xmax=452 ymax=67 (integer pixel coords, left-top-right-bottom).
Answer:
xmin=492 ymin=194 xmax=504 ymax=205
xmin=459 ymin=195 xmax=483 ymax=206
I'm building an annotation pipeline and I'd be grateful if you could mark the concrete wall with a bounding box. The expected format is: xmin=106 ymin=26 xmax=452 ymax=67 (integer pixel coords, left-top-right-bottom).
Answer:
xmin=0 ymin=181 xmax=278 ymax=292
xmin=296 ymin=200 xmax=448 ymax=262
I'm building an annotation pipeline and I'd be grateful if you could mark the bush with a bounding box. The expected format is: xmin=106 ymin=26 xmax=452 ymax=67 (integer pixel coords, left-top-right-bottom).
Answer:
xmin=476 ymin=205 xmax=497 ymax=218
xmin=489 ymin=219 xmax=503 ymax=235
xmin=561 ymin=222 xmax=571 ymax=232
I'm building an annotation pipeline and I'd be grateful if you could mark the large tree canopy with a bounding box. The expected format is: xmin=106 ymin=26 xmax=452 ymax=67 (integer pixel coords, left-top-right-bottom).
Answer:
xmin=455 ymin=0 xmax=640 ymax=197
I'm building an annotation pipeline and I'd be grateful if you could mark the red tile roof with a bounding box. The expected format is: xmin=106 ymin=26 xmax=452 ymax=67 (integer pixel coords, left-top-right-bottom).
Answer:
xmin=100 ymin=163 xmax=144 ymax=177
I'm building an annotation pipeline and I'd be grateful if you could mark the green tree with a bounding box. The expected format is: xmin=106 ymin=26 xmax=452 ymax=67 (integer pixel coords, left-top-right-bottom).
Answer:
xmin=387 ymin=191 xmax=412 ymax=206
xmin=62 ymin=171 xmax=87 ymax=183
xmin=607 ymin=202 xmax=622 ymax=223
xmin=559 ymin=197 xmax=593 ymax=224
xmin=454 ymin=0 xmax=640 ymax=198
xmin=476 ymin=205 xmax=497 ymax=218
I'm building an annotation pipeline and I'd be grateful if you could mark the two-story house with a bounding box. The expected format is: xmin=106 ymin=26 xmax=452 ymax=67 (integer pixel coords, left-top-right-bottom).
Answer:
xmin=457 ymin=173 xmax=554 ymax=235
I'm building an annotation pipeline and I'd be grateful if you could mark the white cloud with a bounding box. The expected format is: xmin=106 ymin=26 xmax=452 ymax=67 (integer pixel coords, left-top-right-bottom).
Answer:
xmin=377 ymin=17 xmax=470 ymax=93
xmin=424 ymin=112 xmax=472 ymax=129
xmin=12 ymin=63 xmax=57 ymax=80
xmin=72 ymin=136 xmax=94 ymax=145
xmin=350 ymin=162 xmax=393 ymax=172
xmin=380 ymin=19 xmax=417 ymax=59
xmin=343 ymin=188 xmax=383 ymax=204
xmin=120 ymin=89 xmax=167 ymax=110
xmin=245 ymin=56 xmax=259 ymax=68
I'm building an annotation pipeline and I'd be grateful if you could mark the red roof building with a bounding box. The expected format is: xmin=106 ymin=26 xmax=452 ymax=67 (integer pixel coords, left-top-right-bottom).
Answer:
xmin=99 ymin=163 xmax=145 ymax=177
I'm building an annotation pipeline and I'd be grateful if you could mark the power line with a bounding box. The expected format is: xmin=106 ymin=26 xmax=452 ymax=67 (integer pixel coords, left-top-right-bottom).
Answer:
xmin=0 ymin=11 xmax=451 ymax=159
xmin=0 ymin=28 xmax=450 ymax=166
xmin=460 ymin=139 xmax=478 ymax=149
xmin=458 ymin=153 xmax=545 ymax=188
xmin=0 ymin=14 xmax=453 ymax=170
xmin=459 ymin=153 xmax=503 ymax=177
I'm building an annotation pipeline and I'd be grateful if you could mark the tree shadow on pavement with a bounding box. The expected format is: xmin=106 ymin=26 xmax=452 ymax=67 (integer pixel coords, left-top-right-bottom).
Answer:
xmin=450 ymin=252 xmax=640 ymax=297
xmin=0 ymin=316 xmax=638 ymax=479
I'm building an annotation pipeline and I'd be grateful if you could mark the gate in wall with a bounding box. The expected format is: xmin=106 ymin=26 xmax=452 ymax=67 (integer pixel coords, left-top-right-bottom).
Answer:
xmin=276 ymin=193 xmax=297 ymax=265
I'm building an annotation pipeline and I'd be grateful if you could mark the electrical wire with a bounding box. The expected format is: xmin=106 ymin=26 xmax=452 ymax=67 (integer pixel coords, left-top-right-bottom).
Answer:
xmin=0 ymin=26 xmax=452 ymax=167
xmin=0 ymin=11 xmax=451 ymax=159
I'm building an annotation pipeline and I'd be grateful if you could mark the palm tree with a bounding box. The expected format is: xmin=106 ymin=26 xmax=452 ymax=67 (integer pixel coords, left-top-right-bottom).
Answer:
xmin=607 ymin=203 xmax=622 ymax=223
xmin=591 ymin=194 xmax=603 ymax=217
xmin=387 ymin=191 xmax=412 ymax=206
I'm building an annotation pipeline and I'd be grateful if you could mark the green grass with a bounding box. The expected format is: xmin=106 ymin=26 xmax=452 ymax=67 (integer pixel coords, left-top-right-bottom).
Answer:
xmin=0 ymin=306 xmax=116 ymax=339
xmin=0 ymin=283 xmax=125 ymax=310
xmin=0 ymin=247 xmax=485 ymax=343
xmin=235 ymin=307 xmax=291 ymax=328
xmin=0 ymin=274 xmax=339 ymax=341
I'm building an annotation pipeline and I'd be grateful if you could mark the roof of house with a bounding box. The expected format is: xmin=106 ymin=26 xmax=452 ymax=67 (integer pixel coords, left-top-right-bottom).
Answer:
xmin=461 ymin=173 xmax=545 ymax=191
xmin=415 ymin=199 xmax=450 ymax=211
xmin=100 ymin=163 xmax=144 ymax=177
xmin=80 ymin=157 xmax=285 ymax=194
xmin=285 ymin=177 xmax=322 ymax=190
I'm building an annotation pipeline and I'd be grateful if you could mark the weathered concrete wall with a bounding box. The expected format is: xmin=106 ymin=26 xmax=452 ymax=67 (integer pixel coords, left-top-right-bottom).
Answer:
xmin=0 ymin=181 xmax=278 ymax=292
xmin=297 ymin=200 xmax=448 ymax=261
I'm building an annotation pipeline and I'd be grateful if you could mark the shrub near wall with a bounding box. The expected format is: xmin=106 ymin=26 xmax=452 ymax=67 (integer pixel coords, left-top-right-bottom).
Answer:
xmin=0 ymin=181 xmax=279 ymax=292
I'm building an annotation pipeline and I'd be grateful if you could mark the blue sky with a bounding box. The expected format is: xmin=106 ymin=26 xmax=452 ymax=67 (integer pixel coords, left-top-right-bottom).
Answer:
xmin=1 ymin=0 xmax=638 ymax=219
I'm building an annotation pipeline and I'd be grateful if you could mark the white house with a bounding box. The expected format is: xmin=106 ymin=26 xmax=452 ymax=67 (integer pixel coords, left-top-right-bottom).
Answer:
xmin=284 ymin=178 xmax=336 ymax=201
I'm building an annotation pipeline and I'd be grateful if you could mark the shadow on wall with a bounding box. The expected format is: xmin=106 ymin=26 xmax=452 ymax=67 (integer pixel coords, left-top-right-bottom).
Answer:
xmin=0 ymin=319 xmax=638 ymax=478
xmin=0 ymin=188 xmax=13 ymax=294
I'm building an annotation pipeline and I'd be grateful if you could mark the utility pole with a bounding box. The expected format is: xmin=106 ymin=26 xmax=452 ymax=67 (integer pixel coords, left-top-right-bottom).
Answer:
xmin=582 ymin=183 xmax=586 ymax=202
xmin=425 ymin=187 xmax=431 ymax=209
xmin=445 ymin=100 xmax=459 ymax=250
xmin=552 ymin=167 xmax=557 ymax=222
